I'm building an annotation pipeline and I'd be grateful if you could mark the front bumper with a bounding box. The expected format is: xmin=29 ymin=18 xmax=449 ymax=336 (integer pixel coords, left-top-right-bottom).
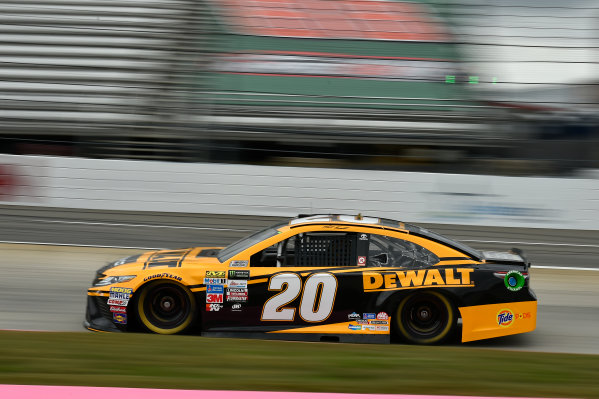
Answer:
xmin=84 ymin=295 xmax=125 ymax=333
xmin=459 ymin=300 xmax=537 ymax=342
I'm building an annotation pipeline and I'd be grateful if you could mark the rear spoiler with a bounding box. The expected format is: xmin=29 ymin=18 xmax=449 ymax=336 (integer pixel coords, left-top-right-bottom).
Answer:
xmin=510 ymin=248 xmax=531 ymax=269
xmin=483 ymin=248 xmax=530 ymax=269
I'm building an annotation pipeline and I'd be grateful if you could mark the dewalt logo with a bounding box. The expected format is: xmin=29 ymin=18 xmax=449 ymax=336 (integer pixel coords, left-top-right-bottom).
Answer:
xmin=363 ymin=268 xmax=474 ymax=292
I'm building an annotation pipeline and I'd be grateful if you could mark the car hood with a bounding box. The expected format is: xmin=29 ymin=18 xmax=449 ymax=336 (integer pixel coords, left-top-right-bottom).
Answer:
xmin=97 ymin=247 xmax=223 ymax=275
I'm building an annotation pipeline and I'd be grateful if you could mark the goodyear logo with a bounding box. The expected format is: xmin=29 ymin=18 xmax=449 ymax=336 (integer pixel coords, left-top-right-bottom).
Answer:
xmin=363 ymin=268 xmax=474 ymax=292
xmin=497 ymin=309 xmax=514 ymax=327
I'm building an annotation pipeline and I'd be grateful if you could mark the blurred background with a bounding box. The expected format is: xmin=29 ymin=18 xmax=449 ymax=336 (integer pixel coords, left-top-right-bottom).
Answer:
xmin=1 ymin=0 xmax=599 ymax=366
xmin=1 ymin=0 xmax=597 ymax=177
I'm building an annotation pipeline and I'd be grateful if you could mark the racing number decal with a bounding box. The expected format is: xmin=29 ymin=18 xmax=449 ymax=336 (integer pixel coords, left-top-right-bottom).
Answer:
xmin=261 ymin=272 xmax=338 ymax=323
xmin=261 ymin=273 xmax=302 ymax=321
xmin=299 ymin=273 xmax=338 ymax=322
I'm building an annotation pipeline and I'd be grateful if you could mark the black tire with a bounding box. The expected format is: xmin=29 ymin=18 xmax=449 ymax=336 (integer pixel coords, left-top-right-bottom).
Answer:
xmin=395 ymin=291 xmax=456 ymax=345
xmin=137 ymin=281 xmax=196 ymax=334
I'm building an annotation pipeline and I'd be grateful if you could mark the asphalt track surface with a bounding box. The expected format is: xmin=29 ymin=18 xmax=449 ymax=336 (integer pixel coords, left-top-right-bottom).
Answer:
xmin=1 ymin=205 xmax=598 ymax=354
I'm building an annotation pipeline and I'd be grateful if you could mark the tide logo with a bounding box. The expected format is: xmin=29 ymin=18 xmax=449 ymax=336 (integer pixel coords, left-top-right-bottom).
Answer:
xmin=497 ymin=309 xmax=514 ymax=327
xmin=362 ymin=268 xmax=474 ymax=292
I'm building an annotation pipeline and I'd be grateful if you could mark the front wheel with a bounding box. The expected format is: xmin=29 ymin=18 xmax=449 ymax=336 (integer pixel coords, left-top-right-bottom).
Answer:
xmin=137 ymin=281 xmax=196 ymax=334
xmin=395 ymin=291 xmax=455 ymax=344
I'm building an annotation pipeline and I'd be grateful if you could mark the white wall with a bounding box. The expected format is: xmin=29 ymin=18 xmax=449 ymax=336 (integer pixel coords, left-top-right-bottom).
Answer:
xmin=1 ymin=154 xmax=597 ymax=230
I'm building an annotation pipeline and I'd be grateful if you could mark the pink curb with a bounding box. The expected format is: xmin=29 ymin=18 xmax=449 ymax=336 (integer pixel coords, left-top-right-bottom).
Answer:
xmin=0 ymin=385 xmax=558 ymax=399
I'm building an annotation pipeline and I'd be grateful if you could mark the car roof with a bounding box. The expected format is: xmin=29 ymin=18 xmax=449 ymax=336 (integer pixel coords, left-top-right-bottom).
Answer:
xmin=289 ymin=214 xmax=407 ymax=230
xmin=286 ymin=214 xmax=483 ymax=261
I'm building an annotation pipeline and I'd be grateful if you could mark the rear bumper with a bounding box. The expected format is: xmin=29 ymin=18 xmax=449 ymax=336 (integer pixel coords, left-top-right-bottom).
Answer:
xmin=459 ymin=300 xmax=537 ymax=342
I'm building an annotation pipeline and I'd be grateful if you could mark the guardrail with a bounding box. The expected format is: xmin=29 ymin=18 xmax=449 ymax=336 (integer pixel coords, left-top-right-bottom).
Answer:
xmin=1 ymin=154 xmax=597 ymax=230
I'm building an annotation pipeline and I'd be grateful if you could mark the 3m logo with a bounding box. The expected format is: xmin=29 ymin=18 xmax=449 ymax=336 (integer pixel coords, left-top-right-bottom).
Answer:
xmin=497 ymin=309 xmax=514 ymax=327
xmin=363 ymin=269 xmax=474 ymax=292
xmin=206 ymin=293 xmax=223 ymax=304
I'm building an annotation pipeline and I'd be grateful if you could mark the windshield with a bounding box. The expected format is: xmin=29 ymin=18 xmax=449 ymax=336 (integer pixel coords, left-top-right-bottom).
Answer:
xmin=217 ymin=222 xmax=287 ymax=262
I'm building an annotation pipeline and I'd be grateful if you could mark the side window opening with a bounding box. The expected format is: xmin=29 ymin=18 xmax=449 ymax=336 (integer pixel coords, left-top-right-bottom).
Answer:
xmin=250 ymin=232 xmax=357 ymax=267
xmin=294 ymin=232 xmax=356 ymax=267
xmin=250 ymin=243 xmax=278 ymax=267
xmin=368 ymin=235 xmax=439 ymax=268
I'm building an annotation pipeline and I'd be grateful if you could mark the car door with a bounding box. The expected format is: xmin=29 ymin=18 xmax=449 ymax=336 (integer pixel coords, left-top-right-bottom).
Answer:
xmin=203 ymin=228 xmax=371 ymax=334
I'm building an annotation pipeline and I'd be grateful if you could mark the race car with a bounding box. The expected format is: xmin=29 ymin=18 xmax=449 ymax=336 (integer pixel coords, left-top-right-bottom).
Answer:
xmin=85 ymin=214 xmax=536 ymax=344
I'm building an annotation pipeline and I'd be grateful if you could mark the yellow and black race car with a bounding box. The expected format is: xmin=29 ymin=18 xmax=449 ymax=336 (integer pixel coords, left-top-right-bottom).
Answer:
xmin=85 ymin=214 xmax=536 ymax=344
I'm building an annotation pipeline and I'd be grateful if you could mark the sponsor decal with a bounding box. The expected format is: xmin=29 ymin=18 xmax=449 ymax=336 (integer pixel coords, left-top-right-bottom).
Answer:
xmin=347 ymin=312 xmax=360 ymax=321
xmin=107 ymin=298 xmax=129 ymax=306
xmin=206 ymin=293 xmax=224 ymax=304
xmin=369 ymin=320 xmax=388 ymax=325
xmin=207 ymin=285 xmax=224 ymax=294
xmin=363 ymin=313 xmax=375 ymax=320
xmin=109 ymin=287 xmax=133 ymax=294
xmin=143 ymin=272 xmax=182 ymax=282
xmin=227 ymin=290 xmax=248 ymax=298
xmin=227 ymin=297 xmax=247 ymax=303
xmin=356 ymin=320 xmax=368 ymax=325
xmin=109 ymin=306 xmax=127 ymax=313
xmin=348 ymin=324 xmax=361 ymax=331
xmin=228 ymin=270 xmax=250 ymax=279
xmin=206 ymin=270 xmax=226 ymax=278
xmin=515 ymin=312 xmax=532 ymax=320
xmin=226 ymin=289 xmax=248 ymax=302
xmin=362 ymin=325 xmax=376 ymax=331
xmin=322 ymin=225 xmax=350 ymax=230
xmin=363 ymin=268 xmax=474 ymax=292
xmin=357 ymin=256 xmax=366 ymax=266
xmin=108 ymin=292 xmax=131 ymax=300
xmin=113 ymin=312 xmax=127 ymax=324
xmin=204 ymin=278 xmax=226 ymax=285
xmin=504 ymin=270 xmax=525 ymax=292
xmin=359 ymin=233 xmax=369 ymax=241
xmin=228 ymin=279 xmax=248 ymax=289
xmin=375 ymin=325 xmax=390 ymax=332
xmin=206 ymin=303 xmax=223 ymax=312
xmin=231 ymin=303 xmax=243 ymax=311
xmin=497 ymin=309 xmax=514 ymax=327
xmin=376 ymin=312 xmax=389 ymax=320
xmin=108 ymin=287 xmax=132 ymax=301
xmin=229 ymin=260 xmax=248 ymax=268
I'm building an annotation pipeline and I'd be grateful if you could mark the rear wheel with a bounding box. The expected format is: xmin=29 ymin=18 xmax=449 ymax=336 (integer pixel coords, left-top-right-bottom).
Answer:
xmin=137 ymin=281 xmax=196 ymax=334
xmin=395 ymin=291 xmax=455 ymax=344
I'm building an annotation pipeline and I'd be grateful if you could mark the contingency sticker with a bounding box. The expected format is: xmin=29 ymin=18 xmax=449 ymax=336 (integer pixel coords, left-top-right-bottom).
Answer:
xmin=206 ymin=304 xmax=223 ymax=312
xmin=107 ymin=287 xmax=132 ymax=307
xmin=228 ymin=270 xmax=250 ymax=279
xmin=206 ymin=285 xmax=224 ymax=294
xmin=113 ymin=313 xmax=127 ymax=324
xmin=206 ymin=293 xmax=224 ymax=304
xmin=204 ymin=278 xmax=227 ymax=285
xmin=227 ymin=279 xmax=247 ymax=289
xmin=206 ymin=270 xmax=226 ymax=278
xmin=504 ymin=270 xmax=525 ymax=291
xmin=229 ymin=260 xmax=248 ymax=268
xmin=226 ymin=288 xmax=248 ymax=302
